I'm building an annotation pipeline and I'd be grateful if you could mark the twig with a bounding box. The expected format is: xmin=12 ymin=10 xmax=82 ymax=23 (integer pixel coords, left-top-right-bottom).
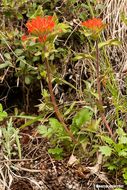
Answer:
xmin=11 ymin=165 xmax=42 ymax=173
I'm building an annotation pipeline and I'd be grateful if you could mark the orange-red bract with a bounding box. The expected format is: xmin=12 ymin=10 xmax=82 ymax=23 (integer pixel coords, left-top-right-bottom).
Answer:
xmin=81 ymin=18 xmax=103 ymax=31
xmin=25 ymin=16 xmax=55 ymax=42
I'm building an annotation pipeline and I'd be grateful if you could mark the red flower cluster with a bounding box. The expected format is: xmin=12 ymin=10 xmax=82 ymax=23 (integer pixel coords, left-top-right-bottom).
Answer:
xmin=81 ymin=18 xmax=103 ymax=31
xmin=22 ymin=16 xmax=55 ymax=43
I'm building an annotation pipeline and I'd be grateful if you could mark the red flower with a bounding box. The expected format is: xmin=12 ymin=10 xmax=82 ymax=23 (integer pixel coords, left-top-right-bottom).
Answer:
xmin=81 ymin=18 xmax=103 ymax=31
xmin=21 ymin=34 xmax=28 ymax=41
xmin=26 ymin=16 xmax=55 ymax=42
xmin=38 ymin=35 xmax=47 ymax=42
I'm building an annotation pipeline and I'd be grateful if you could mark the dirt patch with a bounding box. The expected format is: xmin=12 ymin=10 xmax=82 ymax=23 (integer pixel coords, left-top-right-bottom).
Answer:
xmin=10 ymin=179 xmax=33 ymax=190
xmin=1 ymin=135 xmax=117 ymax=190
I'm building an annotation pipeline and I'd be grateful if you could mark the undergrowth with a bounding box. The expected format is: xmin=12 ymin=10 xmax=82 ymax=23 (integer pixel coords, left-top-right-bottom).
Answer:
xmin=0 ymin=0 xmax=127 ymax=189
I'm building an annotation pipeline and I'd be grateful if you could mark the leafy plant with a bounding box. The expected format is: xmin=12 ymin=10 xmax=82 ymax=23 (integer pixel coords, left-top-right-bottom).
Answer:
xmin=48 ymin=147 xmax=63 ymax=160
xmin=38 ymin=107 xmax=95 ymax=156
xmin=71 ymin=107 xmax=93 ymax=135
xmin=38 ymin=118 xmax=71 ymax=142
xmin=1 ymin=118 xmax=21 ymax=159
xmin=99 ymin=128 xmax=127 ymax=184
xmin=0 ymin=103 xmax=8 ymax=121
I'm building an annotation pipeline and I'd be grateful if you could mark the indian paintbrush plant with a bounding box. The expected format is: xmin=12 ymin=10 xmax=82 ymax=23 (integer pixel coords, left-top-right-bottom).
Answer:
xmin=22 ymin=14 xmax=77 ymax=144
xmin=22 ymin=15 xmax=121 ymax=158
xmin=80 ymin=17 xmax=127 ymax=184
xmin=81 ymin=18 xmax=113 ymax=137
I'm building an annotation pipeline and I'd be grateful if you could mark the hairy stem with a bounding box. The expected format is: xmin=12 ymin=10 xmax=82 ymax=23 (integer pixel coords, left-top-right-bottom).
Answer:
xmin=96 ymin=40 xmax=113 ymax=137
xmin=45 ymin=58 xmax=77 ymax=144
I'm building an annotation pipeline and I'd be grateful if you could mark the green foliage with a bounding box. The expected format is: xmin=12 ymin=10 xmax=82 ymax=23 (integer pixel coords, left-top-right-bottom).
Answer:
xmin=29 ymin=5 xmax=44 ymax=19
xmin=1 ymin=118 xmax=21 ymax=159
xmin=120 ymin=12 xmax=127 ymax=25
xmin=73 ymin=53 xmax=95 ymax=61
xmin=38 ymin=108 xmax=93 ymax=142
xmin=123 ymin=168 xmax=127 ymax=184
xmin=99 ymin=145 xmax=112 ymax=157
xmin=99 ymin=128 xmax=127 ymax=183
xmin=0 ymin=104 xmax=8 ymax=121
xmin=71 ymin=107 xmax=93 ymax=134
xmin=98 ymin=39 xmax=122 ymax=49
xmin=38 ymin=107 xmax=95 ymax=157
xmin=38 ymin=118 xmax=70 ymax=142
xmin=48 ymin=147 xmax=63 ymax=160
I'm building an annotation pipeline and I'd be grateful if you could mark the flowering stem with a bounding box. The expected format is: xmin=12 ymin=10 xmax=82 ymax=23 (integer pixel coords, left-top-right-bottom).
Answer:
xmin=95 ymin=40 xmax=113 ymax=137
xmin=45 ymin=57 xmax=77 ymax=144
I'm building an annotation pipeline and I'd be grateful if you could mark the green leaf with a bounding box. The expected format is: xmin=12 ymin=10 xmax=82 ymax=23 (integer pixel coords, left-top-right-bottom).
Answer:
xmin=38 ymin=118 xmax=66 ymax=139
xmin=0 ymin=111 xmax=8 ymax=121
xmin=114 ymin=143 xmax=124 ymax=153
xmin=48 ymin=147 xmax=63 ymax=155
xmin=49 ymin=118 xmax=66 ymax=136
xmin=53 ymin=13 xmax=58 ymax=24
xmin=123 ymin=169 xmax=127 ymax=180
xmin=14 ymin=49 xmax=24 ymax=56
xmin=73 ymin=53 xmax=95 ymax=61
xmin=19 ymin=115 xmax=42 ymax=130
xmin=15 ymin=129 xmax=22 ymax=159
xmin=101 ymin=136 xmax=114 ymax=145
xmin=120 ymin=12 xmax=127 ymax=25
xmin=85 ymin=119 xmax=100 ymax=132
xmin=119 ymin=136 xmax=127 ymax=144
xmin=48 ymin=147 xmax=63 ymax=159
xmin=17 ymin=13 xmax=23 ymax=20
xmin=118 ymin=149 xmax=127 ymax=156
xmin=38 ymin=125 xmax=48 ymax=137
xmin=0 ymin=61 xmax=12 ymax=69
xmin=34 ymin=51 xmax=41 ymax=56
xmin=30 ymin=5 xmax=44 ymax=18
xmin=0 ymin=104 xmax=8 ymax=121
xmin=99 ymin=146 xmax=112 ymax=157
xmin=72 ymin=108 xmax=93 ymax=128
xmin=0 ymin=104 xmax=3 ymax=112
xmin=4 ymin=53 xmax=12 ymax=60
xmin=64 ymin=102 xmax=76 ymax=116
xmin=49 ymin=118 xmax=62 ymax=129
xmin=116 ymin=128 xmax=126 ymax=136
xmin=98 ymin=39 xmax=122 ymax=49
xmin=42 ymin=89 xmax=49 ymax=98
xmin=57 ymin=23 xmax=71 ymax=33
xmin=81 ymin=29 xmax=93 ymax=37
xmin=107 ymin=164 xmax=117 ymax=171
xmin=25 ymin=76 xmax=32 ymax=85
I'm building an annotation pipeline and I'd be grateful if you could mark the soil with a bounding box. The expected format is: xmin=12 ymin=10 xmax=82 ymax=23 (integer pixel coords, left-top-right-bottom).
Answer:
xmin=0 ymin=129 xmax=122 ymax=190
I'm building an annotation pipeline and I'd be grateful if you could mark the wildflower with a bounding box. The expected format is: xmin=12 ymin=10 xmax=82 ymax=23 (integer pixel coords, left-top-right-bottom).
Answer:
xmin=81 ymin=18 xmax=103 ymax=31
xmin=26 ymin=16 xmax=55 ymax=42
xmin=38 ymin=35 xmax=47 ymax=43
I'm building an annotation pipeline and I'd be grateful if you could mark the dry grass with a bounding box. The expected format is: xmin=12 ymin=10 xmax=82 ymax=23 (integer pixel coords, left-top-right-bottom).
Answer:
xmin=101 ymin=0 xmax=127 ymax=72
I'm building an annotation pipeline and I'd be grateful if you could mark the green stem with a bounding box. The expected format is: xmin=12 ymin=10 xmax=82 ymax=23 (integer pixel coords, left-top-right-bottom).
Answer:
xmin=45 ymin=58 xmax=77 ymax=144
xmin=96 ymin=40 xmax=113 ymax=137
xmin=86 ymin=0 xmax=95 ymax=18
